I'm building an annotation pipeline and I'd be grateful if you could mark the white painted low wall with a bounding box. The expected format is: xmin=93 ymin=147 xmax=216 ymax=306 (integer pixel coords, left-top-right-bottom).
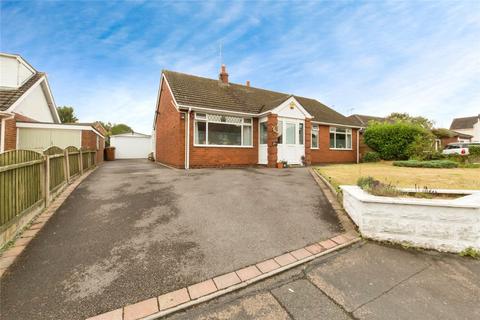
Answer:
xmin=341 ymin=186 xmax=480 ymax=253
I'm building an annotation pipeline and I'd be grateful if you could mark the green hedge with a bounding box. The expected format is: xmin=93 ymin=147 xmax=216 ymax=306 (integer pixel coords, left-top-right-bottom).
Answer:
xmin=393 ymin=160 xmax=458 ymax=168
xmin=363 ymin=151 xmax=381 ymax=162
xmin=363 ymin=122 xmax=432 ymax=160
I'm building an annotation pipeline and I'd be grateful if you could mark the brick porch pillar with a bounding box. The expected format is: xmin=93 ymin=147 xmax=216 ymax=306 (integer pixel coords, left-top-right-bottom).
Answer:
xmin=304 ymin=118 xmax=312 ymax=166
xmin=267 ymin=114 xmax=278 ymax=168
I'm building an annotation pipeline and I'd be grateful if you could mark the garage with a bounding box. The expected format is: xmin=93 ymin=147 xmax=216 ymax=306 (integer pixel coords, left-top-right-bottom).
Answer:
xmin=110 ymin=132 xmax=152 ymax=159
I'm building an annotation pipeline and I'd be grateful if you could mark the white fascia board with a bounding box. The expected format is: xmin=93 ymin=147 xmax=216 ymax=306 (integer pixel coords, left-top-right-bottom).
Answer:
xmin=6 ymin=75 xmax=45 ymax=112
xmin=311 ymin=120 xmax=362 ymax=129
xmin=153 ymin=73 xmax=180 ymax=129
xmin=16 ymin=122 xmax=105 ymax=138
xmin=270 ymin=96 xmax=313 ymax=119
xmin=41 ymin=75 xmax=61 ymax=123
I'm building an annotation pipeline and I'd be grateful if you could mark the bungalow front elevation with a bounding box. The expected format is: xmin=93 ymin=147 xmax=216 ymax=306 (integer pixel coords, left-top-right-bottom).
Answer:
xmin=153 ymin=65 xmax=360 ymax=168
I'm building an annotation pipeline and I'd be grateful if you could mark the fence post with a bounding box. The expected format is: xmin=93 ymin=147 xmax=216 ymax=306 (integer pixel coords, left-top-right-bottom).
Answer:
xmin=79 ymin=149 xmax=84 ymax=175
xmin=64 ymin=148 xmax=70 ymax=183
xmin=44 ymin=155 xmax=50 ymax=206
xmin=39 ymin=155 xmax=46 ymax=208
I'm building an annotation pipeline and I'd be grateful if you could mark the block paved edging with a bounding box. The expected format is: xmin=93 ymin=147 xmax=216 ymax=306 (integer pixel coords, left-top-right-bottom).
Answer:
xmin=0 ymin=167 xmax=98 ymax=278
xmin=86 ymin=232 xmax=361 ymax=320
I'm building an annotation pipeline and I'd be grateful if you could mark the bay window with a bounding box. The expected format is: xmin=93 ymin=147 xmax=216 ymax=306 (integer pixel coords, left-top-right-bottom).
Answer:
xmin=329 ymin=127 xmax=352 ymax=149
xmin=311 ymin=124 xmax=319 ymax=149
xmin=194 ymin=113 xmax=253 ymax=147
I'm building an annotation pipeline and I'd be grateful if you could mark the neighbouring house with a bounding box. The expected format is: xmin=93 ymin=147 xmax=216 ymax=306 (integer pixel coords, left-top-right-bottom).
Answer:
xmin=0 ymin=53 xmax=105 ymax=162
xmin=153 ymin=65 xmax=361 ymax=169
xmin=449 ymin=115 xmax=480 ymax=142
xmin=110 ymin=131 xmax=152 ymax=159
xmin=347 ymin=114 xmax=387 ymax=159
xmin=432 ymin=128 xmax=473 ymax=150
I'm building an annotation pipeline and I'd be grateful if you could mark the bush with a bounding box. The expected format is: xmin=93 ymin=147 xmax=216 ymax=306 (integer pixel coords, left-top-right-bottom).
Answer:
xmin=357 ymin=176 xmax=403 ymax=197
xmin=469 ymin=145 xmax=480 ymax=156
xmin=363 ymin=151 xmax=381 ymax=162
xmin=363 ymin=122 xmax=432 ymax=160
xmin=406 ymin=134 xmax=436 ymax=160
xmin=393 ymin=160 xmax=458 ymax=168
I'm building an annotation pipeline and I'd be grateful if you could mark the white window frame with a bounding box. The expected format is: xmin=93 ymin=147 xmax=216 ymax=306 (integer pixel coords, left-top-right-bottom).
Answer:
xmin=329 ymin=127 xmax=352 ymax=150
xmin=194 ymin=112 xmax=253 ymax=148
xmin=311 ymin=124 xmax=319 ymax=149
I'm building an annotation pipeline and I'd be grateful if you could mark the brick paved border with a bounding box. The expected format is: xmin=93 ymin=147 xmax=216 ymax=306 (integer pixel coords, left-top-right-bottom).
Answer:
xmin=86 ymin=233 xmax=361 ymax=320
xmin=0 ymin=167 xmax=98 ymax=278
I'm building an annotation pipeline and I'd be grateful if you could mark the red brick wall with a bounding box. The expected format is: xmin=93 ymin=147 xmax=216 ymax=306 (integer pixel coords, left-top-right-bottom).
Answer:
xmin=311 ymin=125 xmax=358 ymax=164
xmin=81 ymin=130 xmax=105 ymax=163
xmin=155 ymin=80 xmax=185 ymax=168
xmin=4 ymin=118 xmax=17 ymax=151
xmin=267 ymin=114 xmax=278 ymax=167
xmin=440 ymin=136 xmax=459 ymax=148
xmin=189 ymin=114 xmax=259 ymax=168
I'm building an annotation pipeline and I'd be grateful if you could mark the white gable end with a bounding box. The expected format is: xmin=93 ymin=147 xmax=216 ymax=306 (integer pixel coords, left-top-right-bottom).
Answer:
xmin=0 ymin=54 xmax=35 ymax=88
xmin=271 ymin=96 xmax=312 ymax=119
xmin=14 ymin=82 xmax=54 ymax=122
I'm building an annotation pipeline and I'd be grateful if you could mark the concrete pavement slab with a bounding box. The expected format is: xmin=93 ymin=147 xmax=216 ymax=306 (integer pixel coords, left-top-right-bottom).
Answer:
xmin=307 ymin=243 xmax=430 ymax=312
xmin=271 ymin=279 xmax=352 ymax=320
xmin=353 ymin=256 xmax=480 ymax=320
xmin=166 ymin=292 xmax=291 ymax=320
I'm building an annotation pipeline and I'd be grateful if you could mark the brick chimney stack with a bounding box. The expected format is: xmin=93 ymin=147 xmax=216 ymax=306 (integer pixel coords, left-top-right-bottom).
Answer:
xmin=219 ymin=64 xmax=229 ymax=84
xmin=246 ymin=80 xmax=250 ymax=87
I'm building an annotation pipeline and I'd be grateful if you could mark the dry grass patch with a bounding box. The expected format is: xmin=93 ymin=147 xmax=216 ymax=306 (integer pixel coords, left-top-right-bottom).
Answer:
xmin=316 ymin=161 xmax=480 ymax=190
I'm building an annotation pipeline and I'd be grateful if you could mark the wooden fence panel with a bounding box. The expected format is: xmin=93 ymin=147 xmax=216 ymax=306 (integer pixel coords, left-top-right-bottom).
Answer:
xmin=0 ymin=150 xmax=43 ymax=226
xmin=66 ymin=146 xmax=80 ymax=177
xmin=44 ymin=146 xmax=66 ymax=192
xmin=81 ymin=150 xmax=96 ymax=171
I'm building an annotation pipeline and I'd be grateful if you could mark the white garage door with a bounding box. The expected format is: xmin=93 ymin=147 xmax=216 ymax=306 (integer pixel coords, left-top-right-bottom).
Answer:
xmin=111 ymin=136 xmax=151 ymax=159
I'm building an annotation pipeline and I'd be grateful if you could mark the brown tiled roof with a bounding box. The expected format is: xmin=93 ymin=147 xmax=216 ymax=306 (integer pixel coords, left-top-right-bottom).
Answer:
xmin=163 ymin=70 xmax=356 ymax=126
xmin=450 ymin=115 xmax=480 ymax=130
xmin=0 ymin=73 xmax=44 ymax=111
xmin=347 ymin=114 xmax=386 ymax=126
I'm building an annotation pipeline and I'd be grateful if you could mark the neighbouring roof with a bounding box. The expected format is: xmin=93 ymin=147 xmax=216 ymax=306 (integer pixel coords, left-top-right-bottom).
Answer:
xmin=347 ymin=114 xmax=387 ymax=126
xmin=432 ymin=128 xmax=473 ymax=139
xmin=449 ymin=115 xmax=480 ymax=130
xmin=0 ymin=72 xmax=44 ymax=111
xmin=163 ymin=70 xmax=357 ymax=126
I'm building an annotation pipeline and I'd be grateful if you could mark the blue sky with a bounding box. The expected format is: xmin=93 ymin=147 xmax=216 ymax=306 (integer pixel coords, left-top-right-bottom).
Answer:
xmin=1 ymin=0 xmax=479 ymax=133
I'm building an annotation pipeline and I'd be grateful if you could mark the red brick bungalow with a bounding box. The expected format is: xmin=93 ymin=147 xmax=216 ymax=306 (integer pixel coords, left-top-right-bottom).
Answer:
xmin=153 ymin=65 xmax=361 ymax=168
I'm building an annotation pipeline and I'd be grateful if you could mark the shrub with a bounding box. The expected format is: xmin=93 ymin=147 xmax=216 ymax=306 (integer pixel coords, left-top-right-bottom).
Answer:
xmin=363 ymin=151 xmax=380 ymax=162
xmin=469 ymin=145 xmax=480 ymax=156
xmin=357 ymin=176 xmax=375 ymax=189
xmin=393 ymin=160 xmax=458 ymax=168
xmin=357 ymin=176 xmax=403 ymax=197
xmin=363 ymin=122 xmax=432 ymax=160
xmin=406 ymin=134 xmax=436 ymax=160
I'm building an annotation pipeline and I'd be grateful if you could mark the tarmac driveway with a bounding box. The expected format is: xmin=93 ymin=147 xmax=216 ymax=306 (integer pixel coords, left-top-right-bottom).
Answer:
xmin=1 ymin=160 xmax=342 ymax=320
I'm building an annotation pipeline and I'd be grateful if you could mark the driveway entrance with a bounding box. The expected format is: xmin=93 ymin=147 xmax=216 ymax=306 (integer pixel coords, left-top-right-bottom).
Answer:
xmin=1 ymin=160 xmax=342 ymax=320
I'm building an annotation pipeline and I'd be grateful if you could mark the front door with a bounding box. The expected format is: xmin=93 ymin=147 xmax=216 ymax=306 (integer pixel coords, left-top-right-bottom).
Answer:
xmin=277 ymin=118 xmax=305 ymax=165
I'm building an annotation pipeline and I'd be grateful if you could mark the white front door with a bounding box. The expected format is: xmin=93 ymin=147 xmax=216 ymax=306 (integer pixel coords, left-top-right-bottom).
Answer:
xmin=258 ymin=119 xmax=268 ymax=164
xmin=277 ymin=118 xmax=305 ymax=165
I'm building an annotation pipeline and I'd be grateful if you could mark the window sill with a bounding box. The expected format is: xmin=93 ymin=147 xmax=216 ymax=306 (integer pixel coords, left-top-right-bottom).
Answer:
xmin=329 ymin=148 xmax=353 ymax=151
xmin=193 ymin=144 xmax=254 ymax=148
xmin=311 ymin=147 xmax=319 ymax=150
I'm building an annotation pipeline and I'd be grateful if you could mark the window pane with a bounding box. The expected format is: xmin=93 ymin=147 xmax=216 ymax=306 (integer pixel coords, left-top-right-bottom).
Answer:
xmin=336 ymin=133 xmax=346 ymax=148
xmin=336 ymin=128 xmax=346 ymax=133
xmin=299 ymin=123 xmax=304 ymax=145
xmin=196 ymin=113 xmax=206 ymax=119
xmin=260 ymin=122 xmax=268 ymax=144
xmin=244 ymin=118 xmax=252 ymax=124
xmin=277 ymin=121 xmax=283 ymax=144
xmin=208 ymin=123 xmax=241 ymax=145
xmin=195 ymin=121 xmax=206 ymax=144
xmin=347 ymin=133 xmax=352 ymax=148
xmin=330 ymin=132 xmax=335 ymax=148
xmin=286 ymin=123 xmax=295 ymax=144
xmin=243 ymin=125 xmax=252 ymax=146
xmin=312 ymin=131 xmax=318 ymax=148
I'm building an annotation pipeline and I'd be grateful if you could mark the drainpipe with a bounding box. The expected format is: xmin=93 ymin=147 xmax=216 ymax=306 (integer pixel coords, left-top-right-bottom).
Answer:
xmin=185 ymin=108 xmax=191 ymax=169
xmin=356 ymin=128 xmax=362 ymax=164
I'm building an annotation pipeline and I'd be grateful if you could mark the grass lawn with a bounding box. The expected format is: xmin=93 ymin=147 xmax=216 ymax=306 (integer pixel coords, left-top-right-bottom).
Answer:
xmin=316 ymin=161 xmax=480 ymax=190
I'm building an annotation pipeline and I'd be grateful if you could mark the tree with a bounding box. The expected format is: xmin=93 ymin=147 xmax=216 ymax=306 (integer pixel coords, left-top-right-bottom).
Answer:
xmin=97 ymin=122 xmax=133 ymax=137
xmin=57 ymin=106 xmax=78 ymax=123
xmin=386 ymin=112 xmax=434 ymax=130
